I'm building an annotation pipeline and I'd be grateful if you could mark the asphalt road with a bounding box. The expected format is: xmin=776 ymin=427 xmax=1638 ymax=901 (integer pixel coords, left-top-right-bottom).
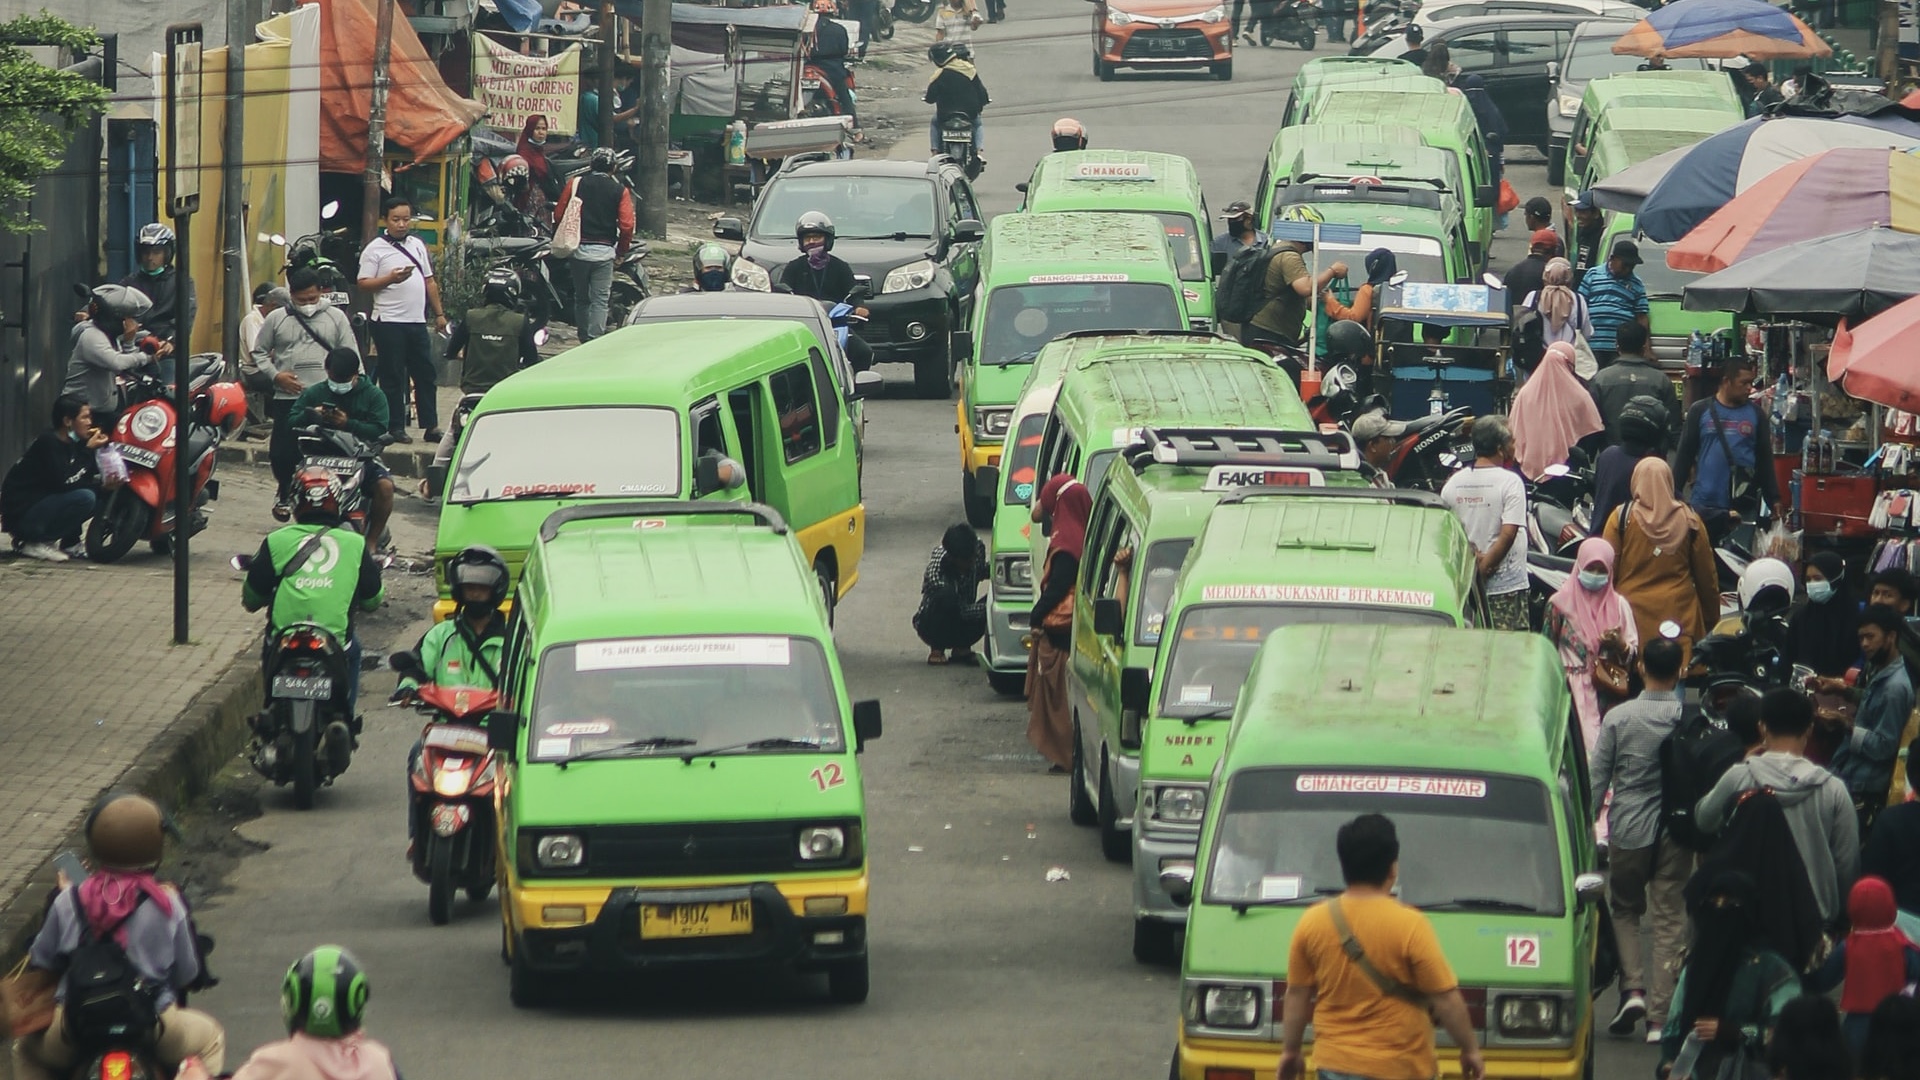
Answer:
xmin=182 ymin=5 xmax=1663 ymax=1077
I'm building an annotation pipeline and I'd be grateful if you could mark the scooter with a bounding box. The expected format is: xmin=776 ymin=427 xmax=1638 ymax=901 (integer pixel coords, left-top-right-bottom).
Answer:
xmin=1383 ymin=406 xmax=1474 ymax=492
xmin=937 ymin=113 xmax=983 ymax=180
xmin=1525 ymin=460 xmax=1594 ymax=560
xmin=801 ymin=62 xmax=856 ymax=123
xmin=467 ymin=235 xmax=653 ymax=332
xmin=892 ymin=0 xmax=937 ymax=23
xmin=289 ymin=424 xmax=388 ymax=542
xmin=1259 ymin=0 xmax=1321 ymax=49
xmin=86 ymin=360 xmax=246 ymax=563
xmin=244 ymin=615 xmax=359 ymax=811
xmin=390 ymin=650 xmax=501 ymax=925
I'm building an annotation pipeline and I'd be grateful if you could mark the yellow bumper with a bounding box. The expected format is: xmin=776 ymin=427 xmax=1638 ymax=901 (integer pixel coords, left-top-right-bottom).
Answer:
xmin=1176 ymin=1031 xmax=1588 ymax=1080
xmin=794 ymin=504 xmax=866 ymax=599
xmin=956 ymin=399 xmax=1003 ymax=476
xmin=507 ymin=871 xmax=871 ymax=933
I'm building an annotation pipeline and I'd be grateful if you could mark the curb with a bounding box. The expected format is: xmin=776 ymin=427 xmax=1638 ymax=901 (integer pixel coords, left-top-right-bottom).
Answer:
xmin=218 ymin=441 xmax=435 ymax=480
xmin=0 ymin=655 xmax=262 ymax=972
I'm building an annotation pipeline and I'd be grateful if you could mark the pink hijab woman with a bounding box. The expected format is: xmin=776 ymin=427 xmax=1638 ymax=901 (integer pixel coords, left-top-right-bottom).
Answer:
xmin=1510 ymin=340 xmax=1603 ymax=480
xmin=1545 ymin=536 xmax=1638 ymax=751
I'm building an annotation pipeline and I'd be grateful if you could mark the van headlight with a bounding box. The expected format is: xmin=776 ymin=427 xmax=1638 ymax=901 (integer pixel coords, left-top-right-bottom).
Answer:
xmin=1152 ymin=784 xmax=1208 ymax=824
xmin=731 ymin=258 xmax=771 ymax=292
xmin=798 ymin=825 xmax=846 ymax=860
xmin=882 ymin=258 xmax=936 ymax=294
xmin=1184 ymin=983 xmax=1261 ymax=1029
xmin=1558 ymin=93 xmax=1582 ymax=118
xmin=1194 ymin=4 xmax=1225 ymax=20
xmin=1497 ymin=994 xmax=1569 ymax=1038
xmin=994 ymin=553 xmax=1031 ymax=590
xmin=1107 ymin=7 xmax=1137 ymax=23
xmin=973 ymin=406 xmax=1011 ymax=439
xmin=534 ymin=834 xmax=585 ymax=869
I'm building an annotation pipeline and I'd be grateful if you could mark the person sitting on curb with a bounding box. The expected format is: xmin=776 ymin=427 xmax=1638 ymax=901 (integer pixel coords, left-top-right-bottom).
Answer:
xmin=0 ymin=395 xmax=123 ymax=562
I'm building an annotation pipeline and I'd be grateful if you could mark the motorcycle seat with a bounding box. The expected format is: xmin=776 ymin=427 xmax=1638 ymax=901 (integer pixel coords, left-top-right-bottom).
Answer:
xmin=1527 ymin=550 xmax=1575 ymax=573
xmin=186 ymin=426 xmax=218 ymax=465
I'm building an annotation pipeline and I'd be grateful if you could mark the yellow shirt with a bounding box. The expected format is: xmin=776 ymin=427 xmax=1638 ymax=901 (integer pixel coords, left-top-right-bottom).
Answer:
xmin=1286 ymin=894 xmax=1458 ymax=1080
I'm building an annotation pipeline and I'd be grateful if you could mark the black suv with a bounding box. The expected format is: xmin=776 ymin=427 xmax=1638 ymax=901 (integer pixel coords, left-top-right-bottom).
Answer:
xmin=715 ymin=153 xmax=985 ymax=399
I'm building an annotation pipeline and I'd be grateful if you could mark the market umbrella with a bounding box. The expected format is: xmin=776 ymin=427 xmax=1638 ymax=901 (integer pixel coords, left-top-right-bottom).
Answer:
xmin=1681 ymin=227 xmax=1920 ymax=323
xmin=1827 ymin=294 xmax=1920 ymax=409
xmin=1589 ymin=145 xmax=1697 ymax=214
xmin=1635 ymin=117 xmax=1920 ymax=241
xmin=1665 ymin=147 xmax=1920 ymax=272
xmin=1612 ymin=0 xmax=1831 ymax=59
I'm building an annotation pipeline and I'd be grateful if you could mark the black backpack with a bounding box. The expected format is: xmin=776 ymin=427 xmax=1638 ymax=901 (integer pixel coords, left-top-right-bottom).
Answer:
xmin=1511 ymin=296 xmax=1546 ymax=373
xmin=61 ymin=899 xmax=162 ymax=1046
xmin=1658 ymin=712 xmax=1742 ymax=853
xmin=1701 ymin=788 xmax=1825 ymax=970
xmin=1217 ymin=241 xmax=1279 ymax=325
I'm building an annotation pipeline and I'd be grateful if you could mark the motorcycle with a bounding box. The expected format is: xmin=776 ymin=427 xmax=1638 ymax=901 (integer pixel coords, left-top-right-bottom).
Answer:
xmin=1256 ymin=0 xmax=1320 ymax=49
xmin=86 ymin=359 xmax=245 ymax=563
xmin=1382 ymin=406 xmax=1473 ymax=492
xmin=291 ymin=425 xmax=388 ymax=544
xmin=242 ymin=613 xmax=359 ymax=810
xmin=390 ymin=651 xmax=501 ymax=925
xmin=1525 ymin=460 xmax=1593 ymax=561
xmin=937 ymin=113 xmax=983 ymax=180
xmin=892 ymin=0 xmax=937 ymax=22
xmin=801 ymin=62 xmax=856 ymax=122
xmin=464 ymin=234 xmax=652 ymax=331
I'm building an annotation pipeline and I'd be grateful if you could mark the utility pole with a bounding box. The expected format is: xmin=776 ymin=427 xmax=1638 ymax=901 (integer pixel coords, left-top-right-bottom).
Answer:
xmin=598 ymin=2 xmax=617 ymax=149
xmin=637 ymin=0 xmax=670 ymax=237
xmin=1878 ymin=0 xmax=1899 ymax=90
xmin=361 ymin=0 xmax=398 ymax=247
xmin=221 ymin=0 xmax=247 ymax=381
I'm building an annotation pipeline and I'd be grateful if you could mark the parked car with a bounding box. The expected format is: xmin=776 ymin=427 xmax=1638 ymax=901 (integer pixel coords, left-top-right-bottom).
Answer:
xmin=1546 ymin=19 xmax=1713 ymax=183
xmin=1088 ymin=0 xmax=1235 ymax=81
xmin=1349 ymin=0 xmax=1637 ymax=55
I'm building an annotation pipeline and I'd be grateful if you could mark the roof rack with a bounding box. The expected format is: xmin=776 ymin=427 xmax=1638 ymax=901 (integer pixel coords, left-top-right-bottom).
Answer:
xmin=777 ymin=151 xmax=838 ymax=175
xmin=928 ymin=153 xmax=956 ymax=173
xmin=1216 ymin=485 xmax=1447 ymax=509
xmin=1055 ymin=328 xmax=1235 ymax=344
xmin=539 ymin=501 xmax=789 ymax=542
xmin=1124 ymin=427 xmax=1360 ymax=474
xmin=1274 ymin=183 xmax=1443 ymax=211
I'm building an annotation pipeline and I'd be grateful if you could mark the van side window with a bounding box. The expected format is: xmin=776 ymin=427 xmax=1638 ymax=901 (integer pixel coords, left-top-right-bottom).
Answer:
xmin=1080 ymin=497 xmax=1117 ymax=592
xmin=768 ymin=363 xmax=821 ymax=463
xmin=728 ymin=387 xmax=762 ymax=494
xmin=501 ymin=614 xmax=533 ymax=712
xmin=1036 ymin=412 xmax=1079 ymax=491
xmin=804 ymin=348 xmax=841 ymax=448
xmin=1100 ymin=523 xmax=1140 ymax=603
xmin=693 ymin=398 xmax=728 ymax=460
xmin=1134 ymin=538 xmax=1191 ymax=644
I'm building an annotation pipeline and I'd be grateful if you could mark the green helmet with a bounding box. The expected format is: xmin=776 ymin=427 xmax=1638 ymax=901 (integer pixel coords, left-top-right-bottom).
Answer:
xmin=282 ymin=945 xmax=369 ymax=1038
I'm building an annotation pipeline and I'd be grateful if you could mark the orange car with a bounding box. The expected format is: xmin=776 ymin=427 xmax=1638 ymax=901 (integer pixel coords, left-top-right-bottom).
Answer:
xmin=1090 ymin=0 xmax=1233 ymax=81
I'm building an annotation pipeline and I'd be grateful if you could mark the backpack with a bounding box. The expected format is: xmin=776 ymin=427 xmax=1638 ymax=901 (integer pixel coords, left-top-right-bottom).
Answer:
xmin=1658 ymin=712 xmax=1742 ymax=853
xmin=1702 ymin=788 xmax=1825 ymax=971
xmin=1512 ymin=296 xmax=1546 ymax=373
xmin=61 ymin=898 xmax=162 ymax=1046
xmin=1216 ymin=241 xmax=1278 ymax=325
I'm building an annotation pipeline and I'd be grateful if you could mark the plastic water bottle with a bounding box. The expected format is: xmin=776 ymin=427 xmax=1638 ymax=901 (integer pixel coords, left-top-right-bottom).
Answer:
xmin=1668 ymin=1032 xmax=1705 ymax=1080
xmin=1821 ymin=429 xmax=1836 ymax=474
xmin=1688 ymin=330 xmax=1703 ymax=368
xmin=725 ymin=121 xmax=748 ymax=166
xmin=1429 ymin=383 xmax=1445 ymax=416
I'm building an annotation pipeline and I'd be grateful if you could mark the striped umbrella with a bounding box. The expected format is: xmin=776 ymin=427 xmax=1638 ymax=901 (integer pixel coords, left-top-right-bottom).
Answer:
xmin=1612 ymin=0 xmax=1830 ymax=59
xmin=1665 ymin=147 xmax=1920 ymax=273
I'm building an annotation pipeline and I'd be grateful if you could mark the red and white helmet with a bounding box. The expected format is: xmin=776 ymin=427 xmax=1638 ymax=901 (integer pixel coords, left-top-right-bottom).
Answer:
xmin=206 ymin=382 xmax=247 ymax=435
xmin=290 ymin=466 xmax=343 ymax=521
xmin=501 ymin=154 xmax=530 ymax=183
xmin=1051 ymin=118 xmax=1088 ymax=152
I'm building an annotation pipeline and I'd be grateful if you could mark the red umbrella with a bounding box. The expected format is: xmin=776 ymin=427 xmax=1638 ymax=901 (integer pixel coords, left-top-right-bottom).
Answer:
xmin=1828 ymin=293 xmax=1920 ymax=409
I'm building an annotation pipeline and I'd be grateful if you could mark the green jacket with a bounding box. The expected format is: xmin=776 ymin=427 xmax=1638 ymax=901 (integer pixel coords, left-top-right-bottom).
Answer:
xmin=242 ymin=522 xmax=385 ymax=638
xmin=1659 ymin=948 xmax=1800 ymax=1069
xmin=290 ymin=377 xmax=390 ymax=442
xmin=400 ymin=615 xmax=506 ymax=691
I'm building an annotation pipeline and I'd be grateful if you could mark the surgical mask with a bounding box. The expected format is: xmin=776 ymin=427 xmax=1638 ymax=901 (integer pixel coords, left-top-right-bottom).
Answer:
xmin=326 ymin=379 xmax=354 ymax=394
xmin=67 ymin=428 xmax=84 ymax=443
xmin=1808 ymin=580 xmax=1835 ymax=604
xmin=1578 ymin=570 xmax=1609 ymax=592
xmin=141 ymin=263 xmax=166 ymax=276
xmin=294 ymin=302 xmax=322 ymax=317
xmin=529 ymin=134 xmax=547 ymax=145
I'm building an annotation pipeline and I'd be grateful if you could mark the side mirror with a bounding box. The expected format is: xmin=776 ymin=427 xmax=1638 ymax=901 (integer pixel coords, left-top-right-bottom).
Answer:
xmin=321 ymin=200 xmax=341 ymax=220
xmin=850 ymin=370 xmax=884 ymax=400
xmin=1160 ymin=864 xmax=1195 ymax=907
xmin=848 ymin=281 xmax=874 ymax=303
xmin=1482 ymin=271 xmax=1504 ymax=290
xmin=351 ymin=312 xmax=370 ymax=329
xmin=713 ymin=216 xmax=746 ymax=241
xmin=1211 ymin=250 xmax=1227 ymax=278
xmin=1574 ymin=872 xmax=1605 ymax=907
xmin=1475 ymin=185 xmax=1497 ymax=208
xmin=268 ymin=232 xmax=288 ymax=247
xmin=229 ymin=554 xmax=253 ymax=571
xmin=487 ymin=711 xmax=521 ymax=757
xmin=1119 ymin=666 xmax=1152 ymax=715
xmin=951 ymin=329 xmax=975 ymax=363
xmin=852 ymin=699 xmax=883 ymax=751
xmin=1546 ymin=60 xmax=1559 ymax=83
xmin=1014 ymin=181 xmax=1030 ymax=194
xmin=533 ymin=327 xmax=550 ymax=347
xmin=389 ymin=649 xmax=428 ymax=682
xmin=952 ymin=218 xmax=985 ymax=244
xmin=695 ymin=450 xmax=748 ymax=496
xmin=1542 ymin=462 xmax=1571 ymax=479
xmin=1092 ymin=597 xmax=1124 ymax=638
xmin=1389 ymin=270 xmax=1410 ymax=286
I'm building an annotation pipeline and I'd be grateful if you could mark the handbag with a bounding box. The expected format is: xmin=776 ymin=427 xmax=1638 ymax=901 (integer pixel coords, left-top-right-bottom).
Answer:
xmin=1040 ymin=592 xmax=1074 ymax=633
xmin=1570 ymin=329 xmax=1599 ymax=380
xmin=1 ymin=955 xmax=57 ymax=1038
xmin=550 ymin=179 xmax=584 ymax=259
xmin=1497 ymin=178 xmax=1521 ymax=216
xmin=1591 ymin=631 xmax=1632 ymax=698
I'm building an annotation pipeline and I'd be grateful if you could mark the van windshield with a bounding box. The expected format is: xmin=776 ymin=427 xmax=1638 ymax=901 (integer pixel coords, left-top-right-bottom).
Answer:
xmin=1153 ymin=213 xmax=1207 ymax=282
xmin=449 ymin=407 xmax=682 ymax=504
xmin=1628 ymin=239 xmax=1703 ymax=300
xmin=1159 ymin=603 xmax=1453 ymax=719
xmin=1565 ymin=34 xmax=1708 ymax=81
xmin=980 ymin=283 xmax=1182 ymax=366
xmin=1205 ymin=767 xmax=1564 ymax=914
xmin=1319 ymin=234 xmax=1450 ymax=285
xmin=529 ymin=636 xmax=843 ymax=762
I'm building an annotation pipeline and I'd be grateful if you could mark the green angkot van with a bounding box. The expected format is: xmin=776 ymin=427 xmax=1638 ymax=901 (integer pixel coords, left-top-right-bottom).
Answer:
xmin=1280 ymin=55 xmax=1423 ymax=127
xmin=1598 ymin=214 xmax=1732 ymax=371
xmin=434 ymin=320 xmax=867 ymax=622
xmin=1169 ymin=625 xmax=1602 ymax=1080
xmin=1127 ymin=487 xmax=1480 ymax=962
xmin=489 ymin=502 xmax=883 ymax=1007
xmin=1558 ymin=70 xmax=1742 ymax=200
xmin=955 ymin=211 xmax=1188 ymax=526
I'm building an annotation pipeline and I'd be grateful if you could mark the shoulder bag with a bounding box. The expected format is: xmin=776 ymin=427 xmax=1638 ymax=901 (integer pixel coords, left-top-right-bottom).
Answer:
xmin=1324 ymin=898 xmax=1429 ymax=1006
xmin=1706 ymin=404 xmax=1759 ymax=514
xmin=550 ymin=179 xmax=584 ymax=259
xmin=379 ymin=235 xmax=432 ymax=322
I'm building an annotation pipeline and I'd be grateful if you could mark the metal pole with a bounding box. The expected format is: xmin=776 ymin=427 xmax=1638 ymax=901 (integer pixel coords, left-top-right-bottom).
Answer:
xmin=362 ymin=0 xmax=397 ymax=248
xmin=598 ymin=2 xmax=617 ymax=150
xmin=222 ymin=0 xmax=247 ymax=380
xmin=637 ymin=0 xmax=671 ymax=237
xmin=1306 ymin=226 xmax=1320 ymax=373
xmin=173 ymin=210 xmax=194 ymax=644
xmin=1878 ymin=0 xmax=1899 ymax=89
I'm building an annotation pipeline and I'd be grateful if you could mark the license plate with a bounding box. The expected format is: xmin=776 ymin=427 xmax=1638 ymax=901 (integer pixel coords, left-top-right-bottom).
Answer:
xmin=1146 ymin=36 xmax=1183 ymax=52
xmin=306 ymin=456 xmax=359 ymax=472
xmin=801 ymin=78 xmax=822 ymax=90
xmin=424 ymin=724 xmax=490 ymax=753
xmin=272 ymin=674 xmax=333 ymax=700
xmin=327 ymin=291 xmax=350 ymax=306
xmin=639 ymin=900 xmax=754 ymax=940
xmin=116 ymin=445 xmax=161 ymax=469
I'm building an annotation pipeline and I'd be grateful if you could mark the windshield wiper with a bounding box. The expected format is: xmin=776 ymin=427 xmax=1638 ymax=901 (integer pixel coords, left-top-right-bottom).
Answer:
xmin=678 ymin=736 xmax=825 ymax=763
xmin=840 ymin=232 xmax=933 ymax=241
xmin=559 ymin=736 xmax=697 ymax=766
xmin=1179 ymin=707 xmax=1235 ymax=723
xmin=1422 ymin=897 xmax=1541 ymax=913
xmin=1231 ymin=886 xmax=1342 ymax=915
xmin=989 ymin=349 xmax=1041 ymax=368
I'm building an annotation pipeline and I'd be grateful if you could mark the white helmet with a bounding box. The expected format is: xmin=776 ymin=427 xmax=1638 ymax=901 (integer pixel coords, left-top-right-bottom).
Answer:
xmin=1738 ymin=557 xmax=1796 ymax=616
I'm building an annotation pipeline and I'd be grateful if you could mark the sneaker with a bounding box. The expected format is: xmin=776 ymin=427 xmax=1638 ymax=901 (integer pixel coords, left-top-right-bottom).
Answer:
xmin=19 ymin=542 xmax=69 ymax=562
xmin=59 ymin=541 xmax=87 ymax=560
xmin=272 ymin=499 xmax=292 ymax=523
xmin=388 ymin=429 xmax=414 ymax=445
xmin=1646 ymin=1028 xmax=1661 ymax=1044
xmin=1609 ymin=993 xmax=1647 ymax=1037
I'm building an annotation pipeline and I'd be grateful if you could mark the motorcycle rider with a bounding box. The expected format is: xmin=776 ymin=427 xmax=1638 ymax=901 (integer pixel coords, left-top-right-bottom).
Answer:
xmin=780 ymin=213 xmax=874 ymax=373
xmin=809 ymin=0 xmax=860 ymax=130
xmin=180 ymin=947 xmax=398 ymax=1080
xmin=396 ymin=546 xmax=508 ymax=842
xmin=256 ymin=267 xmax=360 ymax=509
xmin=65 ymin=284 xmax=166 ymax=432
xmin=122 ymin=223 xmax=196 ymax=349
xmin=1050 ymin=117 xmax=1088 ymax=153
xmin=243 ymin=466 xmax=386 ymax=721
xmin=925 ymin=42 xmax=989 ymax=167
xmin=11 ymin=794 xmax=226 ymax=1080
xmin=434 ymin=270 xmax=541 ymax=483
xmin=282 ymin=350 xmax=396 ymax=549
xmin=686 ymin=243 xmax=733 ymax=292
xmin=1352 ymin=410 xmax=1406 ymax=490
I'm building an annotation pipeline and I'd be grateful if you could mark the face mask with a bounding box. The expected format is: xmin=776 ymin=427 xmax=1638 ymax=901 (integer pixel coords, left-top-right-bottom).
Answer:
xmin=1578 ymin=570 xmax=1609 ymax=592
xmin=698 ymin=270 xmax=728 ymax=291
xmin=459 ymin=600 xmax=496 ymax=621
xmin=529 ymin=134 xmax=547 ymax=145
xmin=67 ymin=428 xmax=84 ymax=443
xmin=1807 ymin=580 xmax=1835 ymax=604
xmin=294 ymin=302 xmax=321 ymax=317
xmin=142 ymin=263 xmax=166 ymax=276
xmin=806 ymin=245 xmax=831 ymax=271
xmin=327 ymin=379 xmax=354 ymax=394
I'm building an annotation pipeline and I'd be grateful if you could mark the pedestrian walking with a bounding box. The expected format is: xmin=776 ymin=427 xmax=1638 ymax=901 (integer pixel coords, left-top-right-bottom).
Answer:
xmin=1765 ymin=995 xmax=1853 ymax=1080
xmin=1590 ymin=395 xmax=1669 ymax=538
xmin=1504 ymin=229 xmax=1561 ymax=314
xmin=1211 ymin=200 xmax=1267 ymax=260
xmin=915 ymin=522 xmax=988 ymax=665
xmin=355 ymin=196 xmax=446 ymax=445
xmin=1420 ymin=41 xmax=1455 ymax=84
xmin=1865 ymin=568 xmax=1920 ymax=681
xmin=515 ymin=114 xmax=561 ymax=222
xmin=1511 ymin=341 xmax=1603 ymax=481
xmin=1276 ymin=814 xmax=1486 ymax=1080
xmin=1027 ymin=474 xmax=1088 ymax=772
xmin=1861 ymin=751 xmax=1920 ymax=917
xmin=1674 ymin=355 xmax=1784 ymax=543
xmin=1602 ymin=457 xmax=1719 ymax=657
xmin=1590 ymin=636 xmax=1689 ymax=1043
xmin=0 ymin=396 xmax=121 ymax=562
xmin=1809 ymin=876 xmax=1920 ymax=1058
xmin=1570 ymin=191 xmax=1606 ymax=273
xmin=1789 ymin=551 xmax=1856 ymax=678
xmin=252 ymin=267 xmax=358 ymax=503
xmin=1697 ymin=689 xmax=1861 ymax=927
xmin=1440 ymin=416 xmax=1528 ymax=631
xmin=1524 ymin=196 xmax=1553 ymax=235
xmin=1458 ymin=74 xmax=1507 ymax=192
xmin=934 ymin=0 xmax=981 ymax=43
xmin=554 ymin=147 xmax=636 ymax=342
xmin=1814 ymin=606 xmax=1916 ymax=834
xmin=1519 ymin=258 xmax=1594 ymax=362
xmin=1656 ymin=868 xmax=1800 ymax=1079
xmin=1588 ymin=322 xmax=1682 ymax=449
xmin=1548 ymin=536 xmax=1639 ymax=750
xmin=1859 ymin=995 xmax=1920 ymax=1080
xmin=1578 ymin=239 xmax=1649 ymax=366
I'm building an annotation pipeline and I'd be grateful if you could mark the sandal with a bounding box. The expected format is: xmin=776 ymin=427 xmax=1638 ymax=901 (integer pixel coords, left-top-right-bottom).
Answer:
xmin=950 ymin=649 xmax=978 ymax=666
xmin=927 ymin=650 xmax=948 ymax=665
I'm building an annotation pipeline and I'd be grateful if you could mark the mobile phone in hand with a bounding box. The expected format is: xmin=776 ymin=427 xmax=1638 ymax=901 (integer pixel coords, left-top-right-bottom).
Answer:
xmin=53 ymin=851 xmax=88 ymax=888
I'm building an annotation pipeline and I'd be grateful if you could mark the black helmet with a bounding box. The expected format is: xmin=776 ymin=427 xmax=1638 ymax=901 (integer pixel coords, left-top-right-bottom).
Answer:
xmin=590 ymin=146 xmax=618 ymax=172
xmin=282 ymin=946 xmax=369 ymax=1038
xmin=1618 ymin=394 xmax=1669 ymax=450
xmin=928 ymin=42 xmax=957 ymax=66
xmin=482 ymin=266 xmax=520 ymax=306
xmin=1325 ymin=319 xmax=1374 ymax=361
xmin=693 ymin=242 xmax=732 ymax=291
xmin=446 ymin=545 xmax=510 ymax=616
xmin=795 ymin=211 xmax=836 ymax=252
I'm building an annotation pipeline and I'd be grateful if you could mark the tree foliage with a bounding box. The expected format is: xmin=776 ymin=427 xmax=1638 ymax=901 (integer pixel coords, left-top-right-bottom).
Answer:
xmin=0 ymin=11 xmax=108 ymax=233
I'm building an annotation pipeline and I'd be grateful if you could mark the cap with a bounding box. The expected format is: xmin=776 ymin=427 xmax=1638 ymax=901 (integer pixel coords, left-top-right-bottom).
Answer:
xmin=1529 ymin=228 xmax=1562 ymax=253
xmin=1351 ymin=411 xmax=1407 ymax=443
xmin=1524 ymin=196 xmax=1552 ymax=220
xmin=1219 ymin=201 xmax=1254 ymax=218
xmin=1571 ymin=190 xmax=1596 ymax=211
xmin=1610 ymin=238 xmax=1643 ymax=266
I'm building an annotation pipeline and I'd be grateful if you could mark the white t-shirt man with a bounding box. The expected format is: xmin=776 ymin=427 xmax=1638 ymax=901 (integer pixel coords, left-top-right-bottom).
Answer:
xmin=1440 ymin=464 xmax=1528 ymax=596
xmin=357 ymin=233 xmax=434 ymax=324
